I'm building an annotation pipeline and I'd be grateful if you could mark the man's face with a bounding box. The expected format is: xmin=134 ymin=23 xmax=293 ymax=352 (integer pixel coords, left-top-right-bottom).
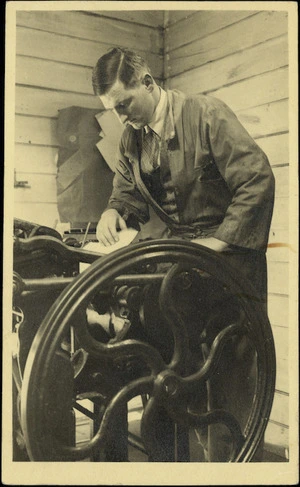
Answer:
xmin=99 ymin=78 xmax=156 ymax=129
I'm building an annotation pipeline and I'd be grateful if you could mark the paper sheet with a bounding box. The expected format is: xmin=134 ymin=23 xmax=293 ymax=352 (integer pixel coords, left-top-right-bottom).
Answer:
xmin=95 ymin=111 xmax=124 ymax=173
xmin=80 ymin=228 xmax=138 ymax=272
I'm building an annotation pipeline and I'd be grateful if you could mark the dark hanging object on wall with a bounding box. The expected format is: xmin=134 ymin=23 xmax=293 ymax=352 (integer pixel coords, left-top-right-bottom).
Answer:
xmin=56 ymin=106 xmax=115 ymax=226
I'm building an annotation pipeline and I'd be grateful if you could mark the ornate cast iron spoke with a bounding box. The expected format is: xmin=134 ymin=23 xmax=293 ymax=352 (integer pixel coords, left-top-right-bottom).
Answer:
xmin=158 ymin=263 xmax=191 ymax=372
xmin=19 ymin=239 xmax=276 ymax=462
xmin=141 ymin=396 xmax=167 ymax=461
xmin=74 ymin=306 xmax=166 ymax=375
xmin=23 ymin=372 xmax=153 ymax=461
xmin=169 ymin=406 xmax=245 ymax=462
xmin=183 ymin=323 xmax=247 ymax=385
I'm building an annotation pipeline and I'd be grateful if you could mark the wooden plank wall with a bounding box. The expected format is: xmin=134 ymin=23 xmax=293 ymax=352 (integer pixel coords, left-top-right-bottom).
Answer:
xmin=14 ymin=10 xmax=164 ymax=228
xmin=165 ymin=9 xmax=289 ymax=458
xmin=14 ymin=8 xmax=290 ymax=459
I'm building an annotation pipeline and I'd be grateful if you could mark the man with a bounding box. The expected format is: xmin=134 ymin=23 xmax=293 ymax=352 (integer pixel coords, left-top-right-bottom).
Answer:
xmin=92 ymin=47 xmax=275 ymax=461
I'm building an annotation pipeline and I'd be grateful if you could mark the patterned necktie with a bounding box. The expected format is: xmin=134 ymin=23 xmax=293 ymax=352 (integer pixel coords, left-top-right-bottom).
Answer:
xmin=141 ymin=127 xmax=160 ymax=173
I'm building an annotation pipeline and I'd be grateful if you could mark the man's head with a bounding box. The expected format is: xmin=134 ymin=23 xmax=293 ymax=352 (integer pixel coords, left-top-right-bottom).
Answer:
xmin=92 ymin=47 xmax=160 ymax=129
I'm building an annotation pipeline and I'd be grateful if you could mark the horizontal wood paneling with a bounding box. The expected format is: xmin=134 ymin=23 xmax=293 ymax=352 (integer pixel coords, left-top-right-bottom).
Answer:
xmin=237 ymin=99 xmax=288 ymax=139
xmin=15 ymin=144 xmax=58 ymax=174
xmin=14 ymin=201 xmax=60 ymax=228
xmin=14 ymin=11 xmax=164 ymax=230
xmin=275 ymin=358 xmax=288 ymax=393
xmin=267 ymin=229 xmax=291 ymax=263
xmin=167 ymin=11 xmax=195 ymax=25
xmin=268 ymin=261 xmax=289 ymax=295
xmin=265 ymin=421 xmax=289 ymax=450
xmin=257 ymin=133 xmax=289 ymax=166
xmin=167 ymin=16 xmax=291 ymax=424
xmin=16 ymin=11 xmax=163 ymax=55
xmin=16 ymin=85 xmax=102 ymax=118
xmin=169 ymin=34 xmax=288 ymax=92
xmin=271 ymin=197 xmax=289 ymax=230
xmin=16 ymin=56 xmax=94 ymax=95
xmin=88 ymin=10 xmax=164 ymax=28
xmin=272 ymin=325 xmax=289 ymax=359
xmin=16 ymin=55 xmax=163 ymax=95
xmin=15 ymin=80 xmax=166 ymax=118
xmin=211 ymin=67 xmax=288 ymax=113
xmin=16 ymin=27 xmax=163 ymax=78
xmin=76 ymin=422 xmax=91 ymax=445
xmin=14 ymin=173 xmax=57 ymax=203
xmin=272 ymin=166 xmax=289 ymax=197
xmin=75 ymin=400 xmax=92 ymax=446
xmin=15 ymin=115 xmax=58 ymax=146
xmin=268 ymin=295 xmax=289 ymax=328
xmin=13 ymin=9 xmax=291 ymax=456
xmin=167 ymin=11 xmax=288 ymax=75
xmin=166 ymin=10 xmax=253 ymax=53
xmin=270 ymin=392 xmax=289 ymax=426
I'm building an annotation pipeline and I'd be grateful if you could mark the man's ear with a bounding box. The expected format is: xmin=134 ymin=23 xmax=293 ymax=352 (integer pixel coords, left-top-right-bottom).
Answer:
xmin=142 ymin=74 xmax=154 ymax=90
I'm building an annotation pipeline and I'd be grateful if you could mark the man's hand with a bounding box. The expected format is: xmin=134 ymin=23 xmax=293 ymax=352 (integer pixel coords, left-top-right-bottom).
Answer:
xmin=192 ymin=237 xmax=229 ymax=252
xmin=96 ymin=209 xmax=127 ymax=246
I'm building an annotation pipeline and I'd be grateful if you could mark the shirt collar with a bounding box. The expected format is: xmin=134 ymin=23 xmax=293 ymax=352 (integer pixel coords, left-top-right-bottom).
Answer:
xmin=146 ymin=88 xmax=175 ymax=140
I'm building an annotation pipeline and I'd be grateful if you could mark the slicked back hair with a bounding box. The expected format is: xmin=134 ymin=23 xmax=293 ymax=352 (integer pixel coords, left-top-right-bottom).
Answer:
xmin=92 ymin=47 xmax=151 ymax=96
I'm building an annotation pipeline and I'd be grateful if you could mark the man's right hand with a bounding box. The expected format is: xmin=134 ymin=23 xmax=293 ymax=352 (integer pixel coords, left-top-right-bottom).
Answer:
xmin=96 ymin=209 xmax=127 ymax=246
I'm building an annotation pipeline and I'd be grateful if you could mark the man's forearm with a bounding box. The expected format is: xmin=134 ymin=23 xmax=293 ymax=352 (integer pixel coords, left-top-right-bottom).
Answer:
xmin=192 ymin=237 xmax=229 ymax=252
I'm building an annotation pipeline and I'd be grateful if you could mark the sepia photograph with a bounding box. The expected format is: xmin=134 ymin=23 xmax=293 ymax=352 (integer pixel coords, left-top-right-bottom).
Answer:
xmin=3 ymin=1 xmax=298 ymax=484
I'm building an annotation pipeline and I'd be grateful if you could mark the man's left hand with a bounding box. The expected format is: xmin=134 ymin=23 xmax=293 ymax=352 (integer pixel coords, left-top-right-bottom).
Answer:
xmin=192 ymin=237 xmax=229 ymax=252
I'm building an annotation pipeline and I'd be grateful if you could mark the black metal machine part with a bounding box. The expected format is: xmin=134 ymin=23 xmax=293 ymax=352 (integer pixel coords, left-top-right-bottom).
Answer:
xmin=12 ymin=219 xmax=276 ymax=462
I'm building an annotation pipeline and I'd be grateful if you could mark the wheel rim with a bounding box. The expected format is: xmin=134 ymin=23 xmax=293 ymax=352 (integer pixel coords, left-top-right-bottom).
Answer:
xmin=20 ymin=239 xmax=276 ymax=462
